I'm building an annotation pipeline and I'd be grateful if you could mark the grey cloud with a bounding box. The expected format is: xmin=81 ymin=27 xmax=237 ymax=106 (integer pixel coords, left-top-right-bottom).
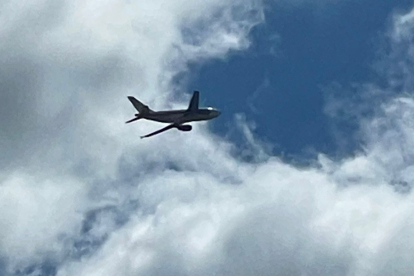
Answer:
xmin=0 ymin=0 xmax=66 ymax=50
xmin=221 ymin=206 xmax=352 ymax=276
xmin=60 ymin=5 xmax=414 ymax=276
xmin=0 ymin=55 xmax=43 ymax=169
xmin=0 ymin=0 xmax=265 ymax=274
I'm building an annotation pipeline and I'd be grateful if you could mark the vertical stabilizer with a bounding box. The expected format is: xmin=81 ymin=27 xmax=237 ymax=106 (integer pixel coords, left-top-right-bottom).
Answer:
xmin=127 ymin=96 xmax=151 ymax=114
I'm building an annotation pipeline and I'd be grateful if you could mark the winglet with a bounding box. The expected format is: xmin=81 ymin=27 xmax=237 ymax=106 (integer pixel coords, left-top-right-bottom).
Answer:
xmin=187 ymin=91 xmax=199 ymax=112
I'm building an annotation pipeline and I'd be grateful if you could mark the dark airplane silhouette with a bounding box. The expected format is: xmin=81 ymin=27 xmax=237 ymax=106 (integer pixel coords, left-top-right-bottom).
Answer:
xmin=126 ymin=91 xmax=221 ymax=138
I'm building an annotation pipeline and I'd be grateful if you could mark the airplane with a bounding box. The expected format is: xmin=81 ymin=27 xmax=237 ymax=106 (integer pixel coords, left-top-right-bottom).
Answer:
xmin=125 ymin=91 xmax=221 ymax=138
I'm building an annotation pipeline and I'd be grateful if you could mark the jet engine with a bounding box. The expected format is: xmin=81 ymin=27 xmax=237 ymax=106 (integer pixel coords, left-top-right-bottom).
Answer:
xmin=177 ymin=125 xmax=192 ymax=131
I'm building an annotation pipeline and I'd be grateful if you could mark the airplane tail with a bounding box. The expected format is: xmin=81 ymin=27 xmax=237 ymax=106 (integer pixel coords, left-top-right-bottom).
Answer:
xmin=127 ymin=96 xmax=151 ymax=114
xmin=125 ymin=116 xmax=141 ymax=124
xmin=126 ymin=96 xmax=151 ymax=124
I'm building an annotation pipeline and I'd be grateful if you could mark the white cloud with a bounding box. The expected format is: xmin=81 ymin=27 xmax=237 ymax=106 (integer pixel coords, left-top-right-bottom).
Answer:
xmin=0 ymin=0 xmax=263 ymax=274
xmin=2 ymin=0 xmax=414 ymax=276
xmin=0 ymin=171 xmax=86 ymax=269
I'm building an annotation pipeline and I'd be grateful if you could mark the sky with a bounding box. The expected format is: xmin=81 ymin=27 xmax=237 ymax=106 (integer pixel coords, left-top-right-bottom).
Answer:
xmin=1 ymin=0 xmax=414 ymax=275
xmin=188 ymin=0 xmax=413 ymax=160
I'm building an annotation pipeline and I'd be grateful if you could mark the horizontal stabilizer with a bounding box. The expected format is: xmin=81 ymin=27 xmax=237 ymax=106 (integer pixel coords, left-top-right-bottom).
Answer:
xmin=125 ymin=116 xmax=141 ymax=124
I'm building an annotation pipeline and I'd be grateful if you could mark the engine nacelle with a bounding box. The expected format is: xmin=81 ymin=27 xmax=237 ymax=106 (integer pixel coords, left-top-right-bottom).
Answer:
xmin=177 ymin=125 xmax=192 ymax=131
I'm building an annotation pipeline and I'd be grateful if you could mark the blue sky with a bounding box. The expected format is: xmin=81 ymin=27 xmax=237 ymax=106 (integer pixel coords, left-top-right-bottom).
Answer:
xmin=188 ymin=0 xmax=413 ymax=159
xmin=2 ymin=1 xmax=414 ymax=275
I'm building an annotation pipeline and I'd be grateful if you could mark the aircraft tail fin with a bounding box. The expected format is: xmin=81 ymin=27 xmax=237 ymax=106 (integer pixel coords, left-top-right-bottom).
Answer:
xmin=186 ymin=91 xmax=199 ymax=112
xmin=128 ymin=96 xmax=151 ymax=114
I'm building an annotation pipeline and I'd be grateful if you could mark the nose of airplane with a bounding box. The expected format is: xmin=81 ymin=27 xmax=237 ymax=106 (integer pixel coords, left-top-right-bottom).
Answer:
xmin=214 ymin=109 xmax=221 ymax=117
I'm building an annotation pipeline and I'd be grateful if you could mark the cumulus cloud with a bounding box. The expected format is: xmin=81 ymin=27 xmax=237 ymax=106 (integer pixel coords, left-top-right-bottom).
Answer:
xmin=2 ymin=0 xmax=414 ymax=276
xmin=0 ymin=0 xmax=263 ymax=274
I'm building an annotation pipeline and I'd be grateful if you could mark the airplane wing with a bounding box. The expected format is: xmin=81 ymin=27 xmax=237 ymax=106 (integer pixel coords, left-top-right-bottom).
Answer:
xmin=187 ymin=91 xmax=199 ymax=112
xmin=140 ymin=123 xmax=177 ymax=139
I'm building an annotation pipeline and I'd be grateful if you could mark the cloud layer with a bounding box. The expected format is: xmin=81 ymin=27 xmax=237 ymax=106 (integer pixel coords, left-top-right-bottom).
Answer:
xmin=1 ymin=1 xmax=414 ymax=275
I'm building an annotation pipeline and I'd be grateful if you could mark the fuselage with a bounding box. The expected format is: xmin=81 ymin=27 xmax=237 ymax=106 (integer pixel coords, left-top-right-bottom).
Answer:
xmin=142 ymin=108 xmax=221 ymax=124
